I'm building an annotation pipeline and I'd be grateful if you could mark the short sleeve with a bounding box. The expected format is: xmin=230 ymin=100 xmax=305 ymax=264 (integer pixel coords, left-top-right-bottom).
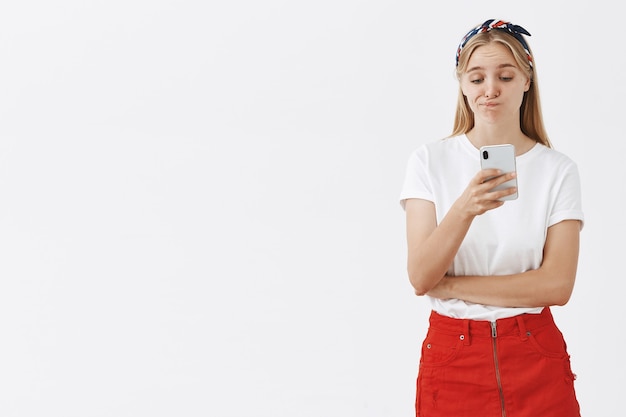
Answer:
xmin=548 ymin=160 xmax=585 ymax=230
xmin=399 ymin=146 xmax=434 ymax=210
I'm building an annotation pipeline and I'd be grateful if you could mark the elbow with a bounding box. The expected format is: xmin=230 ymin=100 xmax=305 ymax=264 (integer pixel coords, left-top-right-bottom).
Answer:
xmin=552 ymin=287 xmax=574 ymax=306
xmin=412 ymin=281 xmax=432 ymax=296
xmin=533 ymin=264 xmax=576 ymax=306
xmin=545 ymin=276 xmax=575 ymax=306
xmin=413 ymin=287 xmax=429 ymax=297
xmin=407 ymin=267 xmax=435 ymax=296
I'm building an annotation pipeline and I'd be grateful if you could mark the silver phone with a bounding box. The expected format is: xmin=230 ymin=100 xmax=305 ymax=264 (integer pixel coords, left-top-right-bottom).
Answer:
xmin=479 ymin=144 xmax=518 ymax=201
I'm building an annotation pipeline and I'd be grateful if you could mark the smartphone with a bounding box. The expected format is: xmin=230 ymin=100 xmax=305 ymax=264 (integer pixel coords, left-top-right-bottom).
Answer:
xmin=479 ymin=144 xmax=518 ymax=201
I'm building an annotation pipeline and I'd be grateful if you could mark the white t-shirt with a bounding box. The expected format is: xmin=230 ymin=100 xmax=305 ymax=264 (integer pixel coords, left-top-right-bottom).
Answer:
xmin=399 ymin=135 xmax=584 ymax=321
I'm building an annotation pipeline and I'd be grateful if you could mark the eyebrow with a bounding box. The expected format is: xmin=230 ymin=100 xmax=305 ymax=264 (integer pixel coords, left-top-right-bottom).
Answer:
xmin=466 ymin=63 xmax=517 ymax=72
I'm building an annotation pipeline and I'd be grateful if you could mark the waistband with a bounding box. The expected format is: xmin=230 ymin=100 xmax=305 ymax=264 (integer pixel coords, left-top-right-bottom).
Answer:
xmin=428 ymin=307 xmax=555 ymax=343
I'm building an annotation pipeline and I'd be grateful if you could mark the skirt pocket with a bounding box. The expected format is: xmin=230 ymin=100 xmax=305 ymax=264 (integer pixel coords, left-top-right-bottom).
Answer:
xmin=419 ymin=328 xmax=465 ymax=367
xmin=525 ymin=322 xmax=569 ymax=359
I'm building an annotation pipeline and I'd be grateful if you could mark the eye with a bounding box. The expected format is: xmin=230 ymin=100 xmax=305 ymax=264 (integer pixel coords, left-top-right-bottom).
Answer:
xmin=470 ymin=78 xmax=483 ymax=84
xmin=500 ymin=76 xmax=513 ymax=81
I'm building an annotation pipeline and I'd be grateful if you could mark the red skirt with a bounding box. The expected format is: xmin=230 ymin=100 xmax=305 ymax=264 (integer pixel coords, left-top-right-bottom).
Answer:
xmin=415 ymin=307 xmax=580 ymax=417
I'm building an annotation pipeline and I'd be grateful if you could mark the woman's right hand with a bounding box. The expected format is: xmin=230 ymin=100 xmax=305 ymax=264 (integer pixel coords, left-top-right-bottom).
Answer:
xmin=452 ymin=169 xmax=518 ymax=217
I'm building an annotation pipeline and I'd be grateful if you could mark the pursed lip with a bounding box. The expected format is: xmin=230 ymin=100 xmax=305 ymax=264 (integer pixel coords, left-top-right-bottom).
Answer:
xmin=481 ymin=101 xmax=499 ymax=107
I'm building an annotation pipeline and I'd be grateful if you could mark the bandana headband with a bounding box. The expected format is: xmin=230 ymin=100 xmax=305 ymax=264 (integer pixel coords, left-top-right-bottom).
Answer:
xmin=456 ymin=19 xmax=533 ymax=68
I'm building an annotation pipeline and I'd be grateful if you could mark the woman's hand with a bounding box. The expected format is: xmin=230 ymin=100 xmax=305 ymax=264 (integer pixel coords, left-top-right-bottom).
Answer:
xmin=452 ymin=169 xmax=518 ymax=218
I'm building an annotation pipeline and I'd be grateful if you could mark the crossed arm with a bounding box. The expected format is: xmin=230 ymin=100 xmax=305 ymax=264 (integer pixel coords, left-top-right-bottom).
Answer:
xmin=405 ymin=197 xmax=581 ymax=308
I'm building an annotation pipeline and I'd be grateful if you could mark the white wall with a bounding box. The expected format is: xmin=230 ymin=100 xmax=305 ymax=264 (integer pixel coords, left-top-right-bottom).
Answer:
xmin=0 ymin=1 xmax=622 ymax=416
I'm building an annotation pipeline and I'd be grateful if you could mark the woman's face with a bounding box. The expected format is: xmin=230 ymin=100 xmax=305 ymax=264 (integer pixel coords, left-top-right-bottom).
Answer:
xmin=460 ymin=42 xmax=530 ymax=126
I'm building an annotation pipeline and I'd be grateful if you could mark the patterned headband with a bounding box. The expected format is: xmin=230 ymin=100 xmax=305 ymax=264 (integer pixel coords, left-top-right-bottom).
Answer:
xmin=456 ymin=19 xmax=533 ymax=68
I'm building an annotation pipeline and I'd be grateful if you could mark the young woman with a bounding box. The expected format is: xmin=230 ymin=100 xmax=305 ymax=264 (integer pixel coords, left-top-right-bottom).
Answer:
xmin=399 ymin=19 xmax=584 ymax=417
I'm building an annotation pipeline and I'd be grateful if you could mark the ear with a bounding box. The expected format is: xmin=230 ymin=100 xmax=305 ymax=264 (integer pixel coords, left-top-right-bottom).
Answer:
xmin=524 ymin=76 xmax=531 ymax=92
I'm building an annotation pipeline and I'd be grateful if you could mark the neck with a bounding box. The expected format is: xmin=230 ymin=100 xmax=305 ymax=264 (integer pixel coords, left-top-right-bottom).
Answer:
xmin=466 ymin=126 xmax=535 ymax=155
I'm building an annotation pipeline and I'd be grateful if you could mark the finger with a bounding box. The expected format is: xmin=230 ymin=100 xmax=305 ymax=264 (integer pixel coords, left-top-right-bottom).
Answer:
xmin=475 ymin=168 xmax=502 ymax=184
xmin=486 ymin=185 xmax=518 ymax=201
xmin=482 ymin=171 xmax=516 ymax=186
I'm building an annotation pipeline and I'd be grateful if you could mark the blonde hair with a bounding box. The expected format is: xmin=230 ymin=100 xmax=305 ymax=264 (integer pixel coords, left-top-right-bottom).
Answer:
xmin=450 ymin=30 xmax=552 ymax=148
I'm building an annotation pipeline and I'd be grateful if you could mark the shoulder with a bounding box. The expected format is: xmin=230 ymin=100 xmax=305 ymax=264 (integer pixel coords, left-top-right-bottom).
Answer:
xmin=528 ymin=145 xmax=582 ymax=196
xmin=533 ymin=144 xmax=577 ymax=164
xmin=409 ymin=135 xmax=468 ymax=159
xmin=531 ymin=144 xmax=580 ymax=171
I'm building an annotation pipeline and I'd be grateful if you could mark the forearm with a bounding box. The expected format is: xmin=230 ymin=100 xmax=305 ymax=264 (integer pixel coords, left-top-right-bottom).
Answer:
xmin=428 ymin=268 xmax=575 ymax=308
xmin=427 ymin=220 xmax=581 ymax=307
xmin=407 ymin=206 xmax=473 ymax=295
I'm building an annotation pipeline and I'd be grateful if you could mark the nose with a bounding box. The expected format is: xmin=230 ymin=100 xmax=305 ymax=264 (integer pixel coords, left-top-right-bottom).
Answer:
xmin=484 ymin=82 xmax=500 ymax=98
